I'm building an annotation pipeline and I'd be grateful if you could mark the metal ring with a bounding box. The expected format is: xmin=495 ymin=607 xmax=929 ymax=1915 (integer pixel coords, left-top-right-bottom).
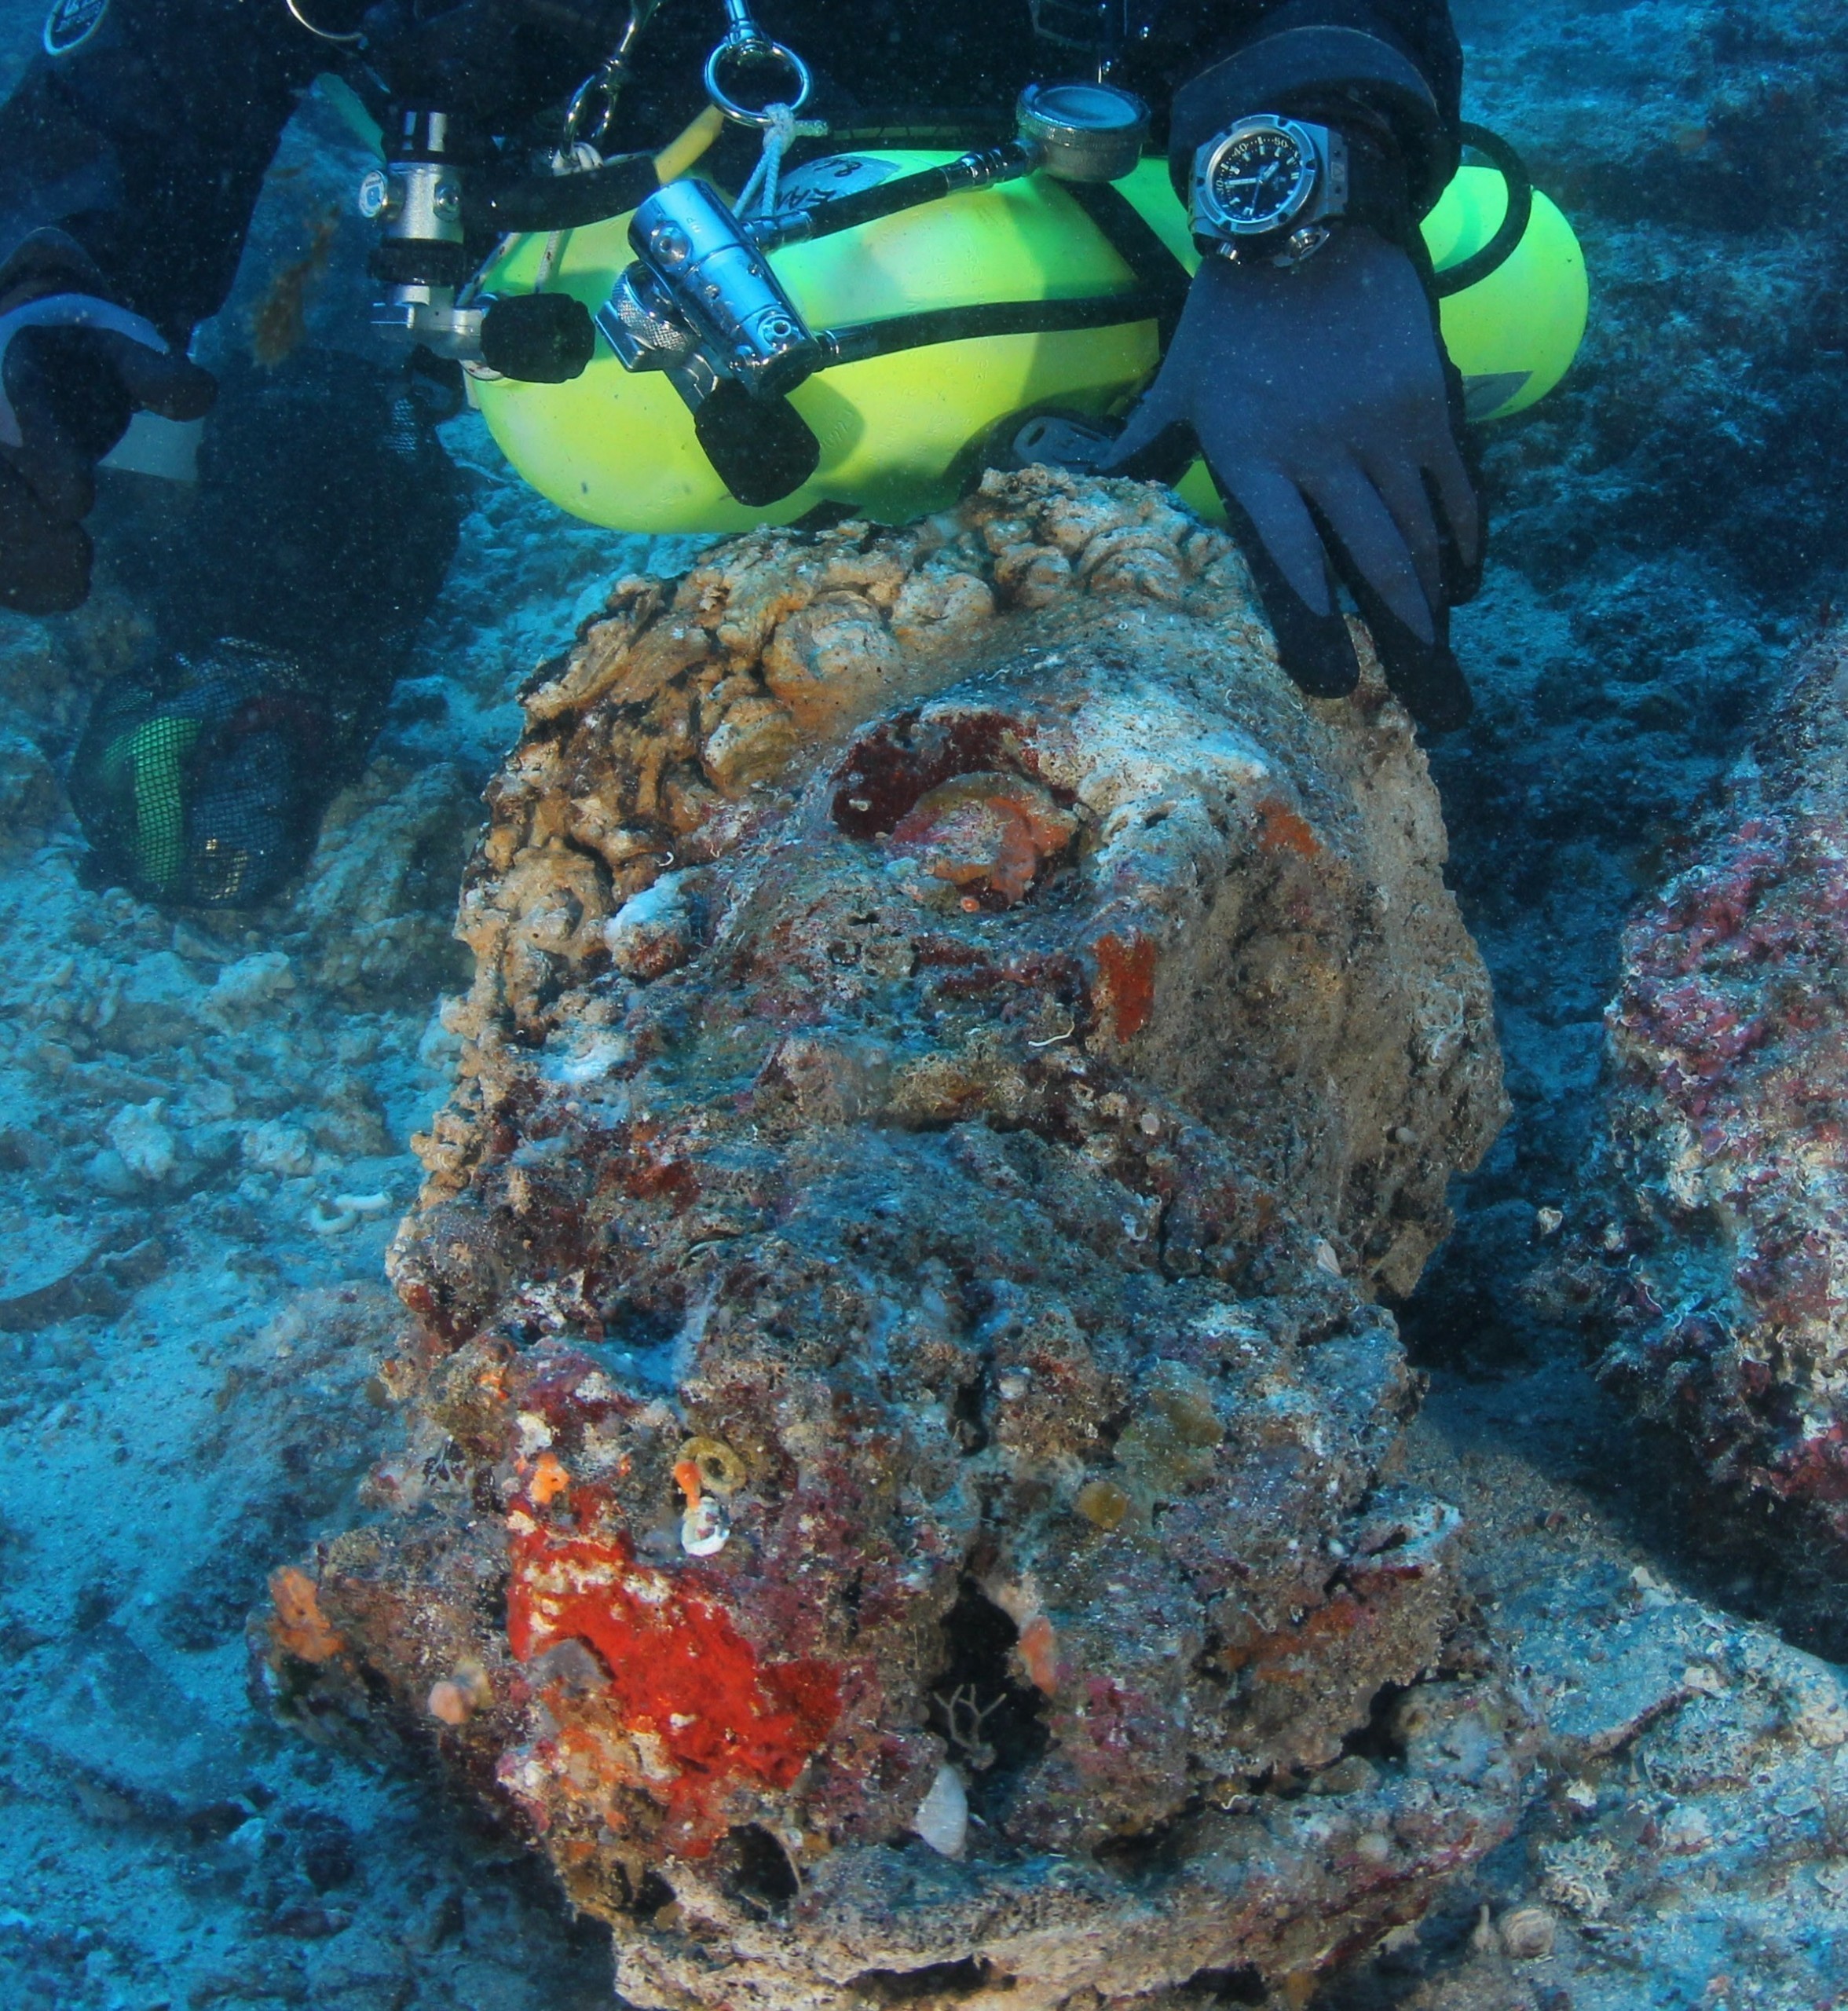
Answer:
xmin=702 ymin=35 xmax=812 ymax=127
xmin=563 ymin=75 xmax=602 ymax=138
xmin=282 ymin=0 xmax=365 ymax=47
xmin=563 ymin=72 xmax=617 ymax=148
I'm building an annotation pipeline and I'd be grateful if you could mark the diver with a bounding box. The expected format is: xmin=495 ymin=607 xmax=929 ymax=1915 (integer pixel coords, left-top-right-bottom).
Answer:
xmin=0 ymin=0 xmax=1477 ymax=904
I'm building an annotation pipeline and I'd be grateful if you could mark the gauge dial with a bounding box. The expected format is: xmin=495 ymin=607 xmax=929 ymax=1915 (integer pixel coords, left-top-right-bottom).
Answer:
xmin=1205 ymin=124 xmax=1316 ymax=233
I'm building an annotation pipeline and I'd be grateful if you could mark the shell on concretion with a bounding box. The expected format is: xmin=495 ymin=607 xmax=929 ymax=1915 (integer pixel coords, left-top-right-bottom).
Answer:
xmin=1498 ymin=1906 xmax=1557 ymax=1960
xmin=681 ymin=1493 xmax=730 ymax=1557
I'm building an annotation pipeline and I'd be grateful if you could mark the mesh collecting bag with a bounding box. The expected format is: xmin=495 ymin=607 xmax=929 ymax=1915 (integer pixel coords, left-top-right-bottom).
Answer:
xmin=70 ymin=640 xmax=335 ymax=907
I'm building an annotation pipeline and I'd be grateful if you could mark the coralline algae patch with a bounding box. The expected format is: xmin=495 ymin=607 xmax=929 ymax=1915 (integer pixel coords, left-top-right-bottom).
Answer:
xmin=1615 ymin=814 xmax=1848 ymax=1115
xmin=262 ymin=1321 xmax=947 ymax=1912
xmin=1598 ymin=627 xmax=1848 ymax=1530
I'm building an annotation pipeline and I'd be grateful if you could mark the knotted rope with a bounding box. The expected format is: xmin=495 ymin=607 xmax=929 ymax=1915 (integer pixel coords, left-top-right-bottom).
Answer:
xmin=737 ymin=101 xmax=829 ymax=219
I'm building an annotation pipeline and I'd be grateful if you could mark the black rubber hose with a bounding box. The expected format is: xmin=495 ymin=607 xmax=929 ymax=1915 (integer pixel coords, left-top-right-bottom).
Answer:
xmin=818 ymin=289 xmax=1170 ymax=367
xmin=1433 ymin=123 xmax=1535 ymax=299
xmin=759 ymin=142 xmax=1037 ymax=249
xmin=473 ymin=154 xmax=661 ymax=234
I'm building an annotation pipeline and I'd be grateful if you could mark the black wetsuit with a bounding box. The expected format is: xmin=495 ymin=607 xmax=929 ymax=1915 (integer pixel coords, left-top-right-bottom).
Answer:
xmin=0 ymin=0 xmax=1462 ymax=341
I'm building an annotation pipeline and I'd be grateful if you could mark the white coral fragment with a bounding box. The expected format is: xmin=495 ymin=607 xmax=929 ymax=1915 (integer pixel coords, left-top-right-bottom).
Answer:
xmin=108 ymin=1100 xmax=177 ymax=1183
xmin=604 ymin=871 xmax=693 ymax=979
xmin=910 ymin=1764 xmax=968 ymax=1858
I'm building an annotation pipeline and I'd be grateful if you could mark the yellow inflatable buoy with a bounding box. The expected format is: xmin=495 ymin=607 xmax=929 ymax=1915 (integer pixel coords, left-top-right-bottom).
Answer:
xmin=472 ymin=141 xmax=1587 ymax=537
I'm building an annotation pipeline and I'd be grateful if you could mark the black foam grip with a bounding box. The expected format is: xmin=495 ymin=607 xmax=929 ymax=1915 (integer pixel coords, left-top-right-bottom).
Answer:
xmin=478 ymin=294 xmax=596 ymax=383
xmin=693 ymin=382 xmax=821 ymax=508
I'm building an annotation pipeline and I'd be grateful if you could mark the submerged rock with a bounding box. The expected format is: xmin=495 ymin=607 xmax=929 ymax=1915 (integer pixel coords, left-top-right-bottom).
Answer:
xmin=258 ymin=471 xmax=1516 ymax=2006
xmin=1345 ymin=1375 xmax=1848 ymax=2011
xmin=1597 ymin=625 xmax=1848 ymax=1541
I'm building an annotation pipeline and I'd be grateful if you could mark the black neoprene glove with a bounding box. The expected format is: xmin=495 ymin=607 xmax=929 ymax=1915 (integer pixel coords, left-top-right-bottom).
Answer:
xmin=1110 ymin=224 xmax=1481 ymax=730
xmin=0 ymin=236 xmax=216 ymax=616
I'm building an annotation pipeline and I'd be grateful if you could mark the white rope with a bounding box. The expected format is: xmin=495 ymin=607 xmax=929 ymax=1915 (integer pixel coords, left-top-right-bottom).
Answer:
xmin=737 ymin=101 xmax=829 ymax=220
xmin=551 ymin=139 xmax=606 ymax=174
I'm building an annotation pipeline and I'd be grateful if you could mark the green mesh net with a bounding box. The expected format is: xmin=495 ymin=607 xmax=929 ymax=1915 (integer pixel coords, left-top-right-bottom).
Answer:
xmin=70 ymin=640 xmax=335 ymax=908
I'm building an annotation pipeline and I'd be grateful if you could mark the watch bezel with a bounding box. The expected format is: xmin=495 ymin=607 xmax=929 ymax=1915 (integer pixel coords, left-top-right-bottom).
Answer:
xmin=1192 ymin=114 xmax=1324 ymax=244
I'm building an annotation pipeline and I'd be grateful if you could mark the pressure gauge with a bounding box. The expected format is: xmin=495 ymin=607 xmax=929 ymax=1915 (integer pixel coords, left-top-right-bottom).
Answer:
xmin=1017 ymin=81 xmax=1151 ymax=184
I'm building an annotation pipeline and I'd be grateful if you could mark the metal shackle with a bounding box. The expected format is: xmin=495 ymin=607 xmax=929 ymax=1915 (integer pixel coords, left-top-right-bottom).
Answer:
xmin=703 ymin=0 xmax=812 ymax=127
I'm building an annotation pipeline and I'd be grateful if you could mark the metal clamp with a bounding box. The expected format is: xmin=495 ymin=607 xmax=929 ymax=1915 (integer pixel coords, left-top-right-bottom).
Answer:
xmin=562 ymin=0 xmax=662 ymax=151
xmin=703 ymin=0 xmax=812 ymax=128
xmin=364 ymin=108 xmax=482 ymax=361
xmin=562 ymin=64 xmax=623 ymax=151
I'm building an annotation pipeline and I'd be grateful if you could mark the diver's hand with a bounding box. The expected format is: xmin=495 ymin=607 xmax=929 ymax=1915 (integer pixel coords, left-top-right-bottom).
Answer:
xmin=0 ymin=277 xmax=215 ymax=614
xmin=1110 ymin=225 xmax=1481 ymax=730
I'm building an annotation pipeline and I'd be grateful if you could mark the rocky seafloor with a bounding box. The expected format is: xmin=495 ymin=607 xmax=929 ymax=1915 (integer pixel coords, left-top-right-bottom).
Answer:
xmin=4 ymin=0 xmax=1848 ymax=2006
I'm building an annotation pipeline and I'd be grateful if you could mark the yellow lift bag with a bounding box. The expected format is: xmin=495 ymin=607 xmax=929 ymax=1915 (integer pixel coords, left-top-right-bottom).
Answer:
xmin=471 ymin=137 xmax=1587 ymax=537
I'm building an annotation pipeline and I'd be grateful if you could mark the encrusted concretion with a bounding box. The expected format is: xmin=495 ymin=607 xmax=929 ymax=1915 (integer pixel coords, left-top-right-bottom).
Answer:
xmin=258 ymin=471 xmax=1515 ymax=2006
xmin=1598 ymin=625 xmax=1848 ymax=1533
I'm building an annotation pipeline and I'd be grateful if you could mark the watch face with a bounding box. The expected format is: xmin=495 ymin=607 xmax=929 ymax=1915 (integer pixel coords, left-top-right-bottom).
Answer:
xmin=1205 ymin=123 xmax=1316 ymax=235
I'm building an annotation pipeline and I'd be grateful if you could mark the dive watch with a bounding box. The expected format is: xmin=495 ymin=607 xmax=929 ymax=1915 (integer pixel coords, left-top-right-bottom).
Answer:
xmin=1190 ymin=115 xmax=1350 ymax=268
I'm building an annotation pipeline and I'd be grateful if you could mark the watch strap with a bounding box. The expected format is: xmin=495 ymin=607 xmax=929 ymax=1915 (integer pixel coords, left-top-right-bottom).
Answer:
xmin=1330 ymin=120 xmax=1414 ymax=244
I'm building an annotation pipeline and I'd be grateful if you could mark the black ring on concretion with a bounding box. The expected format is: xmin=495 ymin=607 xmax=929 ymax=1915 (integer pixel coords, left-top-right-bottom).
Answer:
xmin=1433 ymin=123 xmax=1534 ymax=299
